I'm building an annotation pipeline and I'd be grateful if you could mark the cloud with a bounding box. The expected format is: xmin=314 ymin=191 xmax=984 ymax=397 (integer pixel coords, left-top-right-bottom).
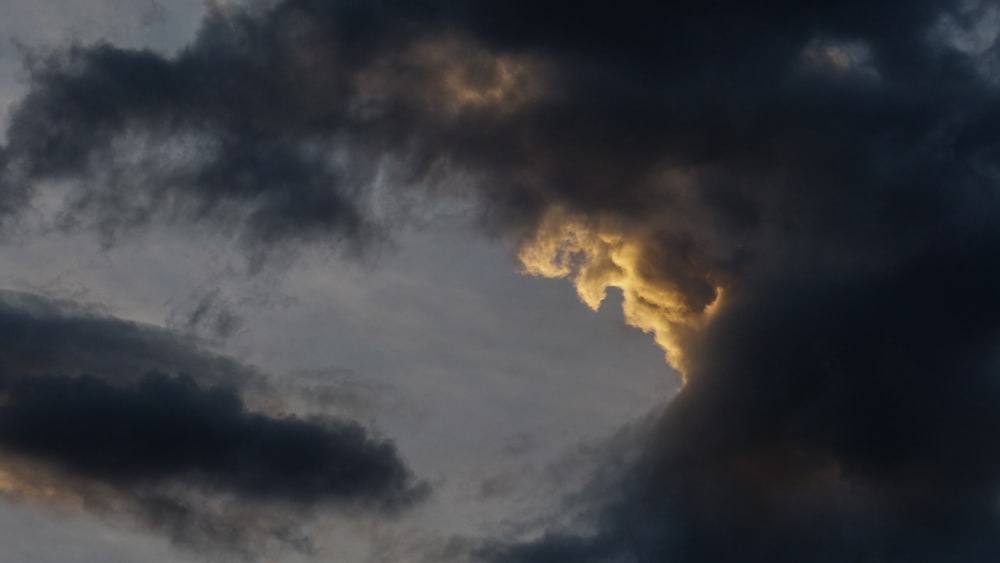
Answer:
xmin=166 ymin=287 xmax=244 ymax=340
xmin=0 ymin=0 xmax=550 ymax=261
xmin=3 ymin=0 xmax=1000 ymax=561
xmin=473 ymin=0 xmax=1000 ymax=558
xmin=0 ymin=290 xmax=425 ymax=557
xmin=486 ymin=240 xmax=1000 ymax=562
xmin=0 ymin=291 xmax=257 ymax=387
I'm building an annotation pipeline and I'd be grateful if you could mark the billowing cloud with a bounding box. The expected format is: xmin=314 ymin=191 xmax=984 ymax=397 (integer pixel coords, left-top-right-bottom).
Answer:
xmin=0 ymin=291 xmax=424 ymax=557
xmin=0 ymin=0 xmax=551 ymax=260
xmin=487 ymin=241 xmax=1000 ymax=562
xmin=3 ymin=0 xmax=1000 ymax=561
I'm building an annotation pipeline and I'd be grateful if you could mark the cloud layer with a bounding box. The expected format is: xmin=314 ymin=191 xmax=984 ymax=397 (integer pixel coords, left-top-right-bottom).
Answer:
xmin=3 ymin=0 xmax=1000 ymax=561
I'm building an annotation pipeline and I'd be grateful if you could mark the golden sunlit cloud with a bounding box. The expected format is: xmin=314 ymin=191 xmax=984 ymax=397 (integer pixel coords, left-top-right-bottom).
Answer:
xmin=354 ymin=37 xmax=547 ymax=117
xmin=518 ymin=208 xmax=722 ymax=378
xmin=0 ymin=466 xmax=83 ymax=508
xmin=800 ymin=37 xmax=876 ymax=77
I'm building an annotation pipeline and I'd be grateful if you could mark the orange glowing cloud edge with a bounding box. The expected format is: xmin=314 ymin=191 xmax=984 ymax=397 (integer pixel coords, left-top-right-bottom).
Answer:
xmin=0 ymin=466 xmax=84 ymax=507
xmin=351 ymin=36 xmax=548 ymax=118
xmin=517 ymin=208 xmax=723 ymax=379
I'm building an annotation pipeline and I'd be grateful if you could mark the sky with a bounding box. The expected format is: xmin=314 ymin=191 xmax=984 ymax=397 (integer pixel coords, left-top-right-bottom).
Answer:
xmin=0 ymin=0 xmax=999 ymax=562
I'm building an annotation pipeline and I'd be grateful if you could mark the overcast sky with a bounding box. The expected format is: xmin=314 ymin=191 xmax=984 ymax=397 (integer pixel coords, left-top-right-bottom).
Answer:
xmin=1 ymin=1 xmax=1000 ymax=562
xmin=0 ymin=2 xmax=673 ymax=561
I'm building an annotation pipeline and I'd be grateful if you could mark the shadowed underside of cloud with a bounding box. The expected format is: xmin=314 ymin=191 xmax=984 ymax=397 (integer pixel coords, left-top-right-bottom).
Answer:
xmin=0 ymin=291 xmax=424 ymax=557
xmin=3 ymin=0 xmax=1000 ymax=561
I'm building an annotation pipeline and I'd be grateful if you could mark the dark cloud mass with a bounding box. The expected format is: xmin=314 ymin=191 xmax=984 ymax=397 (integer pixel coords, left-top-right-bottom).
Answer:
xmin=0 ymin=291 xmax=256 ymax=386
xmin=0 ymin=372 xmax=417 ymax=505
xmin=3 ymin=0 xmax=1000 ymax=561
xmin=0 ymin=291 xmax=423 ymax=556
xmin=486 ymin=241 xmax=1000 ymax=562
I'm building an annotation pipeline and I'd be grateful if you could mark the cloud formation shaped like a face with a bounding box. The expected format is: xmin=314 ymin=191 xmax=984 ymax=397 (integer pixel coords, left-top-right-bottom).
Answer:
xmin=0 ymin=291 xmax=424 ymax=557
xmin=3 ymin=0 xmax=1000 ymax=561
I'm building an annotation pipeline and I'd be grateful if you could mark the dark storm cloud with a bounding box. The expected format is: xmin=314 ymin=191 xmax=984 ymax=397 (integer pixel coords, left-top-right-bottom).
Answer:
xmin=0 ymin=291 xmax=257 ymax=386
xmin=485 ymin=239 xmax=1000 ymax=562
xmin=1 ymin=0 xmax=987 ymax=254
xmin=473 ymin=0 xmax=1000 ymax=559
xmin=3 ymin=0 xmax=1000 ymax=561
xmin=0 ymin=291 xmax=424 ymax=554
xmin=0 ymin=0 xmax=994 ymax=289
xmin=0 ymin=372 xmax=419 ymax=505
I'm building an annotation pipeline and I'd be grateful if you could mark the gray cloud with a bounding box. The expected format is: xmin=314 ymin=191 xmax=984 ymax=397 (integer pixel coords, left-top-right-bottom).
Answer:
xmin=0 ymin=290 xmax=425 ymax=557
xmin=166 ymin=287 xmax=244 ymax=340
